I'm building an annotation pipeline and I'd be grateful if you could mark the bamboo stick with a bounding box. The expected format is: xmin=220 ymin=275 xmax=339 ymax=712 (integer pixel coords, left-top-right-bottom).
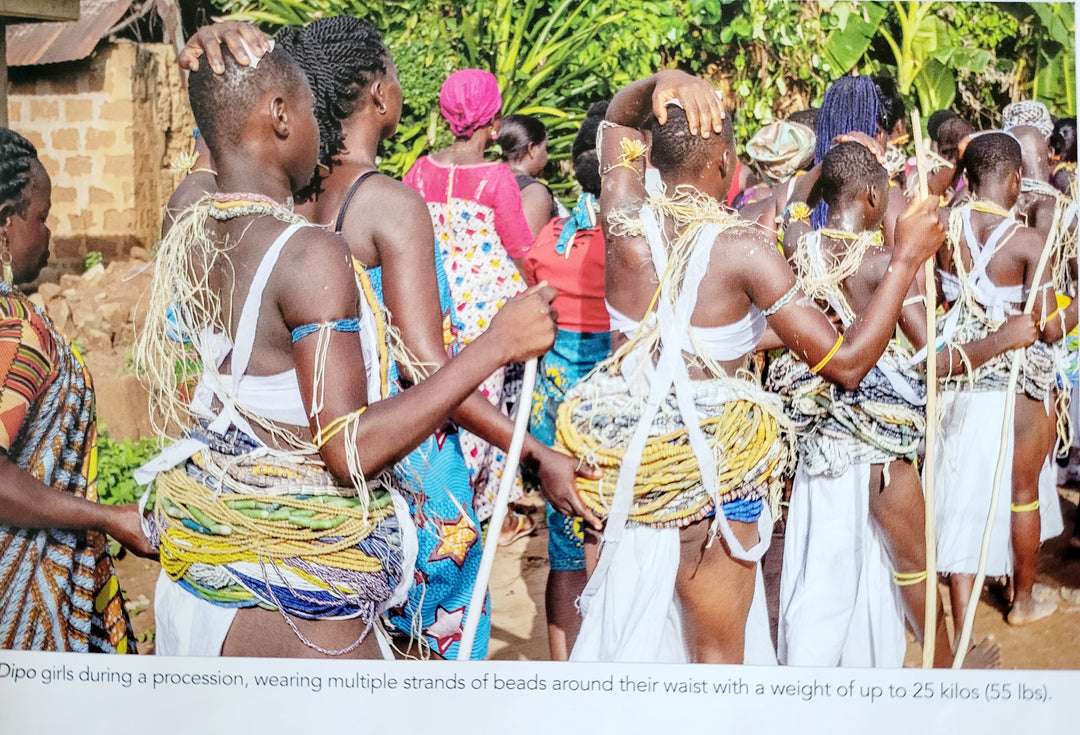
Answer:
xmin=911 ymin=109 xmax=939 ymax=669
xmin=457 ymin=357 xmax=539 ymax=660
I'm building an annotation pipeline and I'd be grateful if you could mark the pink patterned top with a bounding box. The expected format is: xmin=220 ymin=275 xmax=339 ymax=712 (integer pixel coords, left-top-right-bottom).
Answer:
xmin=403 ymin=156 xmax=535 ymax=258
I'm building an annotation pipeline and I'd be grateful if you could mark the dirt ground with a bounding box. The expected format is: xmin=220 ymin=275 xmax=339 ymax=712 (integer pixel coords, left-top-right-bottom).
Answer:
xmin=115 ymin=485 xmax=1080 ymax=668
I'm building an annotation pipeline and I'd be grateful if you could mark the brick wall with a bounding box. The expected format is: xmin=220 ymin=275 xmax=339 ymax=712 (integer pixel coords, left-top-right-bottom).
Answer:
xmin=8 ymin=41 xmax=193 ymax=270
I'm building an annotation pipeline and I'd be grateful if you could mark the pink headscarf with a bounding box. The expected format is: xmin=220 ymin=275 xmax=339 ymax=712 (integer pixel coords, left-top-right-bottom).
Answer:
xmin=439 ymin=69 xmax=502 ymax=138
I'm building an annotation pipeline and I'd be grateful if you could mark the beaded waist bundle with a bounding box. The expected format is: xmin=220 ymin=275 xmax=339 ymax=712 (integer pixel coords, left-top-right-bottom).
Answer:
xmin=766 ymin=346 xmax=925 ymax=477
xmin=555 ymin=366 xmax=794 ymax=529
xmin=148 ymin=425 xmax=405 ymax=622
xmin=938 ymin=309 xmax=1055 ymax=401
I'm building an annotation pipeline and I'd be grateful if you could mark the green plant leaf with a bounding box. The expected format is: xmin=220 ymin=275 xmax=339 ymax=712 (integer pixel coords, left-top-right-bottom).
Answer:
xmin=822 ymin=1 xmax=886 ymax=74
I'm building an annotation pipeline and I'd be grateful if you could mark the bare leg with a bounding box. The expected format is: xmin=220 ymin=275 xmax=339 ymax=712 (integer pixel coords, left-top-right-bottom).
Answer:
xmin=221 ymin=607 xmax=384 ymax=659
xmin=867 ymin=459 xmax=952 ymax=667
xmin=1009 ymin=396 xmax=1057 ymax=625
xmin=948 ymin=573 xmax=975 ymax=634
xmin=545 ymin=568 xmax=586 ymax=660
xmin=675 ymin=517 xmax=758 ymax=664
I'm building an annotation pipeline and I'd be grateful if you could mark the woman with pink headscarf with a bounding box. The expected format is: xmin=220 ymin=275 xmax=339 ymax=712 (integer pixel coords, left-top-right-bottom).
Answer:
xmin=404 ymin=69 xmax=537 ymax=538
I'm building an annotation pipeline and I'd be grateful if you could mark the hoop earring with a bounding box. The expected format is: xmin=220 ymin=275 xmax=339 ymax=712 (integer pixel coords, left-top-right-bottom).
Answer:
xmin=0 ymin=232 xmax=12 ymax=283
xmin=376 ymin=101 xmax=387 ymax=115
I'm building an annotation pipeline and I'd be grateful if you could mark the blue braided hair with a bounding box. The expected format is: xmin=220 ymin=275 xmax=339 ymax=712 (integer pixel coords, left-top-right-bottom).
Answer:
xmin=812 ymin=76 xmax=882 ymax=228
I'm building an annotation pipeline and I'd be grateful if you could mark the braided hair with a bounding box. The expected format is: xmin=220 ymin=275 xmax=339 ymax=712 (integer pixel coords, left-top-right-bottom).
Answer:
xmin=0 ymin=128 xmax=39 ymax=223
xmin=812 ymin=76 xmax=883 ymax=228
xmin=276 ymin=16 xmax=389 ymax=202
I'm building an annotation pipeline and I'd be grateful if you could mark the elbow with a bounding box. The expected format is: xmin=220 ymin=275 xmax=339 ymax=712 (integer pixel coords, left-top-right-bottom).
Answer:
xmin=320 ymin=443 xmax=395 ymax=489
xmin=834 ymin=369 xmax=868 ymax=393
xmin=818 ymin=356 xmax=870 ymax=392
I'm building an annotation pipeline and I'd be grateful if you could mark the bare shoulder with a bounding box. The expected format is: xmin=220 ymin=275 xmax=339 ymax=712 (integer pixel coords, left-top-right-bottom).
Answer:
xmin=281 ymin=224 xmax=354 ymax=278
xmin=1008 ymin=221 xmax=1048 ymax=255
xmin=715 ymin=222 xmax=783 ymax=268
xmin=163 ymin=172 xmax=216 ymax=234
xmin=857 ymin=246 xmax=893 ymax=289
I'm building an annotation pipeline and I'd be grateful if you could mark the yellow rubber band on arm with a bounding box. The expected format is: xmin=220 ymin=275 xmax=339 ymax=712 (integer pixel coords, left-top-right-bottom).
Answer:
xmin=1039 ymin=307 xmax=1061 ymax=329
xmin=893 ymin=570 xmax=928 ymax=586
xmin=314 ymin=407 xmax=367 ymax=449
xmin=809 ymin=333 xmax=844 ymax=373
xmin=1010 ymin=500 xmax=1040 ymax=513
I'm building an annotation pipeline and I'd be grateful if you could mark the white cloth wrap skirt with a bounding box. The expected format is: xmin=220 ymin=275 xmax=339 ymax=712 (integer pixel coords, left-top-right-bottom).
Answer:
xmin=934 ymin=390 xmax=1063 ymax=577
xmin=569 ymin=523 xmax=777 ymax=665
xmin=779 ymin=462 xmax=906 ymax=668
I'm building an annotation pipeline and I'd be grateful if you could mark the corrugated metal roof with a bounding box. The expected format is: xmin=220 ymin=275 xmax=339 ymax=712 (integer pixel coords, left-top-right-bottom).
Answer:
xmin=7 ymin=0 xmax=132 ymax=67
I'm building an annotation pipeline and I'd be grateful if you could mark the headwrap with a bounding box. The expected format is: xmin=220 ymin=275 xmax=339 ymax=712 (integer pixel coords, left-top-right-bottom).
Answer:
xmin=745 ymin=120 xmax=815 ymax=184
xmin=439 ymin=69 xmax=502 ymax=138
xmin=1003 ymin=100 xmax=1054 ymax=139
xmin=555 ymin=192 xmax=598 ymax=256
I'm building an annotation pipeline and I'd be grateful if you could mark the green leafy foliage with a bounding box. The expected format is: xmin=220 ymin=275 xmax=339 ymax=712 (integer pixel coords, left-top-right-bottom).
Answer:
xmin=207 ymin=1 xmax=1072 ymax=184
xmin=96 ymin=433 xmax=157 ymax=507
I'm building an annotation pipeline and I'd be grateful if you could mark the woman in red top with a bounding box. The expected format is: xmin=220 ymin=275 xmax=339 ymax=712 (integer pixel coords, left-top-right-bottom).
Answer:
xmin=522 ymin=104 xmax=610 ymax=659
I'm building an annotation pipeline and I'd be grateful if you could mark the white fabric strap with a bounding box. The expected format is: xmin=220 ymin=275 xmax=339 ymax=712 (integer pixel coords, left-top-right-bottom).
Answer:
xmin=231 ymin=222 xmax=307 ymax=390
xmin=581 ymin=205 xmax=771 ymax=615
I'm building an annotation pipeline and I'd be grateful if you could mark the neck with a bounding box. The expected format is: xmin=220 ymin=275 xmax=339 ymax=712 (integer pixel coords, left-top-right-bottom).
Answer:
xmin=215 ymin=153 xmax=294 ymax=204
xmin=823 ymin=203 xmax=870 ymax=235
xmin=971 ymin=184 xmax=1012 ymax=210
xmin=447 ymin=135 xmax=488 ymax=162
xmin=335 ymin=119 xmax=381 ymax=172
xmin=507 ymin=160 xmax=530 ymax=177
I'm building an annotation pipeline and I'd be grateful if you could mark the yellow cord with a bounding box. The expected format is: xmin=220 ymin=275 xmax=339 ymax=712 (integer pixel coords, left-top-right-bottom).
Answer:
xmin=809 ymin=333 xmax=844 ymax=373
xmin=969 ymin=199 xmax=1011 ymax=218
xmin=313 ymin=407 xmax=367 ymax=449
xmin=600 ymin=138 xmax=648 ymax=177
xmin=1039 ymin=307 xmax=1061 ymax=329
xmin=1010 ymin=500 xmax=1040 ymax=513
xmin=893 ymin=570 xmax=928 ymax=586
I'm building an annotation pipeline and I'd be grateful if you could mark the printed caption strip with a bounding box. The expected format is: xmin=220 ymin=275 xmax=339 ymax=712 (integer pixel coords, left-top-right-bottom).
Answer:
xmin=1 ymin=650 xmax=1076 ymax=734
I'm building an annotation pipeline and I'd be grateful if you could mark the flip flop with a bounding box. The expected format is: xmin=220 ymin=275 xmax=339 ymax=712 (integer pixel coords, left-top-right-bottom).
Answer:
xmin=498 ymin=511 xmax=536 ymax=547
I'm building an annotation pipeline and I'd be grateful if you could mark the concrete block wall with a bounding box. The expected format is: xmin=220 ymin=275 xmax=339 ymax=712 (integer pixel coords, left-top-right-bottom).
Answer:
xmin=8 ymin=40 xmax=194 ymax=270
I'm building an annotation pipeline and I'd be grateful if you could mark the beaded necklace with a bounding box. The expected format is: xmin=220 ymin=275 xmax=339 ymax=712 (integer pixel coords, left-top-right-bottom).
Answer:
xmin=208 ymin=192 xmax=302 ymax=222
xmin=818 ymin=228 xmax=884 ymax=247
xmin=968 ymin=198 xmax=1012 ymax=218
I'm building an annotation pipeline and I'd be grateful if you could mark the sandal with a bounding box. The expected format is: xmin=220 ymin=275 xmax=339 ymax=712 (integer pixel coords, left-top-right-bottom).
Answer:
xmin=498 ymin=511 xmax=536 ymax=547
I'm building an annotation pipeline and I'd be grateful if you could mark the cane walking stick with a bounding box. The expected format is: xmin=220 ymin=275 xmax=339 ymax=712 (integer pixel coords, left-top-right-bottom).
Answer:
xmin=912 ymin=110 xmax=939 ymax=669
xmin=457 ymin=357 xmax=539 ymax=660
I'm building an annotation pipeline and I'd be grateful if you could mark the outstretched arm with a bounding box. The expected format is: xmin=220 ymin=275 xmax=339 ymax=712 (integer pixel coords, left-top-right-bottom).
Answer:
xmin=754 ymin=195 xmax=947 ymax=390
xmin=280 ymin=228 xmax=559 ymax=483
xmin=0 ymin=457 xmax=156 ymax=557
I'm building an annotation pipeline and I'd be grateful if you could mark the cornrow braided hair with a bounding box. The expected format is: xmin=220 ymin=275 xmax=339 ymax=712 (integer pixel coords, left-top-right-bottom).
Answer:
xmin=276 ymin=16 xmax=388 ymax=202
xmin=0 ymin=128 xmax=39 ymax=222
xmin=812 ymin=76 xmax=882 ymax=229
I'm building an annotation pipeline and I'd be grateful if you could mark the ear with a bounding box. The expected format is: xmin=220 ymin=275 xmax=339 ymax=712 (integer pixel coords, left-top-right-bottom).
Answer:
xmin=718 ymin=145 xmax=733 ymax=180
xmin=270 ymin=94 xmax=290 ymax=138
xmin=370 ymin=78 xmax=386 ymax=112
xmin=865 ymin=181 xmax=881 ymax=210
